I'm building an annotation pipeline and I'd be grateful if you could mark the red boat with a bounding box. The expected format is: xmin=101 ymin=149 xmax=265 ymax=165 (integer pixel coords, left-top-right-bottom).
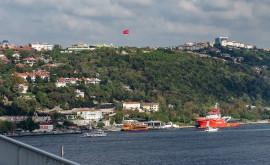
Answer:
xmin=196 ymin=104 xmax=240 ymax=128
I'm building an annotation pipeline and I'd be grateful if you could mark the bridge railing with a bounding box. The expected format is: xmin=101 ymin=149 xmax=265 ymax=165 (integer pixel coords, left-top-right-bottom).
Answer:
xmin=0 ymin=134 xmax=80 ymax=165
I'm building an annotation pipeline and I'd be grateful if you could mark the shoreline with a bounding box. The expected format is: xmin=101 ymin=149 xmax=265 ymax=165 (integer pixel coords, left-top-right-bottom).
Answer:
xmin=4 ymin=121 xmax=270 ymax=137
xmin=5 ymin=131 xmax=82 ymax=137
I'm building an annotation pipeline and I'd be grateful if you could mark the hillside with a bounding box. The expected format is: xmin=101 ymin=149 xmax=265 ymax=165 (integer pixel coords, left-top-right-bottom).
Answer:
xmin=0 ymin=46 xmax=270 ymax=121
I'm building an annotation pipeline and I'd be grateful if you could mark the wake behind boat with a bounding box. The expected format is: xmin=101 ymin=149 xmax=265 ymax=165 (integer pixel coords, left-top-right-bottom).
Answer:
xmin=205 ymin=120 xmax=218 ymax=132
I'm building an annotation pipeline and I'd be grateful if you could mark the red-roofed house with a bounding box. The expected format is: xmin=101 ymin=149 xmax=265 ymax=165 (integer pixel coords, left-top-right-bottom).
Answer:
xmin=55 ymin=78 xmax=67 ymax=87
xmin=11 ymin=46 xmax=35 ymax=51
xmin=14 ymin=72 xmax=49 ymax=81
xmin=0 ymin=57 xmax=10 ymax=64
xmin=16 ymin=63 xmax=25 ymax=67
xmin=23 ymin=57 xmax=37 ymax=66
xmin=80 ymin=78 xmax=101 ymax=84
xmin=41 ymin=64 xmax=58 ymax=68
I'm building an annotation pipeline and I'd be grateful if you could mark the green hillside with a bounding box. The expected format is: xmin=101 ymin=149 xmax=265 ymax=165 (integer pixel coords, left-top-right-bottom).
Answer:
xmin=1 ymin=46 xmax=270 ymax=122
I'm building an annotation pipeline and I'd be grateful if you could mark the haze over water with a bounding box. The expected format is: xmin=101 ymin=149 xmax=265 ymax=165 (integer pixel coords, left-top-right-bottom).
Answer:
xmin=13 ymin=124 xmax=270 ymax=165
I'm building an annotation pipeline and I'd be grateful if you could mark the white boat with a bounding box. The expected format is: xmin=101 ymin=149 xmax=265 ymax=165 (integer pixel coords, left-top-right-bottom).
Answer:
xmin=83 ymin=129 xmax=107 ymax=137
xmin=205 ymin=120 xmax=218 ymax=132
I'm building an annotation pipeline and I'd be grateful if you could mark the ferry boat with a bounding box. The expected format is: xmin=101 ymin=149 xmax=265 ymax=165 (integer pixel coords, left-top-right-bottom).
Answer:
xmin=83 ymin=129 xmax=107 ymax=137
xmin=196 ymin=104 xmax=240 ymax=128
xmin=121 ymin=123 xmax=148 ymax=132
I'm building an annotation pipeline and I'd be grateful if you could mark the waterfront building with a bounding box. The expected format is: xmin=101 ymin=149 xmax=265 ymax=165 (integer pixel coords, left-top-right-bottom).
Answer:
xmin=38 ymin=123 xmax=54 ymax=132
xmin=33 ymin=113 xmax=52 ymax=123
xmin=77 ymin=109 xmax=103 ymax=120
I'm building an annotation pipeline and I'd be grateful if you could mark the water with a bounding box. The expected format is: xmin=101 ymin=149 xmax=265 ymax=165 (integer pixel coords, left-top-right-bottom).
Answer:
xmin=12 ymin=124 xmax=270 ymax=165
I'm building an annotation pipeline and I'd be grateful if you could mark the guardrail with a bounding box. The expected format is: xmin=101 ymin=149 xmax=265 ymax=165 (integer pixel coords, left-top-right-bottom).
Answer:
xmin=0 ymin=134 xmax=80 ymax=165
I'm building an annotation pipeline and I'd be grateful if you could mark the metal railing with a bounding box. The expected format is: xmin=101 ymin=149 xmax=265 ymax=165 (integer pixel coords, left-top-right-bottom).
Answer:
xmin=0 ymin=134 xmax=80 ymax=165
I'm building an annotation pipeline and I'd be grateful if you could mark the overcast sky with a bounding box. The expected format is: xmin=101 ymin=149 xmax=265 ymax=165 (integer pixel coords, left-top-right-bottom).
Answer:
xmin=1 ymin=0 xmax=270 ymax=48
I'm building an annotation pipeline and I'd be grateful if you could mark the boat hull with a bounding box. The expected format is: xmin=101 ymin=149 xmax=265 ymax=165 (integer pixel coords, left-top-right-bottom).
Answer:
xmin=121 ymin=128 xmax=148 ymax=132
xmin=196 ymin=118 xmax=239 ymax=128
xmin=121 ymin=124 xmax=148 ymax=132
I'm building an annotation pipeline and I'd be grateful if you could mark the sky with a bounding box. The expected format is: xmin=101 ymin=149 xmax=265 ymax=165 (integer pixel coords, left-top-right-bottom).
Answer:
xmin=1 ymin=0 xmax=270 ymax=48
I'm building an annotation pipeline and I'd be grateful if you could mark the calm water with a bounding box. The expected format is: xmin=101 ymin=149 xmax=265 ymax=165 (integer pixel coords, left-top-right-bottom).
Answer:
xmin=12 ymin=124 xmax=270 ymax=165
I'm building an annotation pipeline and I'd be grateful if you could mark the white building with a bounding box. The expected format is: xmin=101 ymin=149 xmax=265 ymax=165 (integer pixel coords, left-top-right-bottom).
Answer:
xmin=76 ymin=89 xmax=85 ymax=98
xmin=55 ymin=78 xmax=67 ymax=87
xmin=55 ymin=77 xmax=101 ymax=87
xmin=123 ymin=102 xmax=141 ymax=111
xmin=17 ymin=84 xmax=29 ymax=93
xmin=15 ymin=72 xmax=49 ymax=81
xmin=67 ymin=42 xmax=97 ymax=51
xmin=142 ymin=102 xmax=159 ymax=112
xmin=32 ymin=42 xmax=53 ymax=51
xmin=38 ymin=123 xmax=54 ymax=132
xmin=77 ymin=109 xmax=103 ymax=120
xmin=12 ymin=53 xmax=20 ymax=58
xmin=220 ymin=39 xmax=255 ymax=49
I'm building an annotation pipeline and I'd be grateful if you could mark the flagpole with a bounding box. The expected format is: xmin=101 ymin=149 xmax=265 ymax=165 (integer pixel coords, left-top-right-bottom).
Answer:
xmin=128 ymin=33 xmax=130 ymax=47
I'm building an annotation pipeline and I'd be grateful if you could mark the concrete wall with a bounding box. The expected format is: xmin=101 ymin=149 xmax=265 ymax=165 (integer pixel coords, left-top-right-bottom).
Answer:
xmin=0 ymin=134 xmax=79 ymax=165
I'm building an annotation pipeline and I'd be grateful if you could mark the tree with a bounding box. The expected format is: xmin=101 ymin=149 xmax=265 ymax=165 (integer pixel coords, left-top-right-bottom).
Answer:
xmin=115 ymin=112 xmax=124 ymax=124
xmin=97 ymin=122 xmax=105 ymax=127
xmin=26 ymin=76 xmax=32 ymax=83
xmin=110 ymin=118 xmax=115 ymax=125
xmin=0 ymin=120 xmax=16 ymax=133
xmin=17 ymin=118 xmax=39 ymax=132
xmin=13 ymin=74 xmax=25 ymax=84
xmin=35 ymin=76 xmax=42 ymax=84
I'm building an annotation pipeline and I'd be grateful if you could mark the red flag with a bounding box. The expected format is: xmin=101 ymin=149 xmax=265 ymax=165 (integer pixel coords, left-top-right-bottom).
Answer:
xmin=123 ymin=29 xmax=129 ymax=34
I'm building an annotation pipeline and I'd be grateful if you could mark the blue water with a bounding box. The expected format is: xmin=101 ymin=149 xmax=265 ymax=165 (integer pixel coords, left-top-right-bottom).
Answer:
xmin=12 ymin=124 xmax=270 ymax=165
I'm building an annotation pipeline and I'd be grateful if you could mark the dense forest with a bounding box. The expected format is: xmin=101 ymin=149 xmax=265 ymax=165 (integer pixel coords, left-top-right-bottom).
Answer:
xmin=1 ymin=45 xmax=270 ymax=127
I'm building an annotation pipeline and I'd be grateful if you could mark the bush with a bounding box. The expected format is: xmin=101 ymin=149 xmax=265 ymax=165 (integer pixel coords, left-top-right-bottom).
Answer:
xmin=97 ymin=122 xmax=105 ymax=127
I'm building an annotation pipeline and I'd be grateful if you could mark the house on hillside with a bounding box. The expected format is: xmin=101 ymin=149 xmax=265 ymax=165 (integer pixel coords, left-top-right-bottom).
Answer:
xmin=55 ymin=78 xmax=67 ymax=87
xmin=123 ymin=102 xmax=141 ymax=111
xmin=16 ymin=84 xmax=29 ymax=93
xmin=142 ymin=102 xmax=159 ymax=112
xmin=16 ymin=63 xmax=25 ymax=68
xmin=15 ymin=72 xmax=49 ymax=82
xmin=76 ymin=89 xmax=85 ymax=98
